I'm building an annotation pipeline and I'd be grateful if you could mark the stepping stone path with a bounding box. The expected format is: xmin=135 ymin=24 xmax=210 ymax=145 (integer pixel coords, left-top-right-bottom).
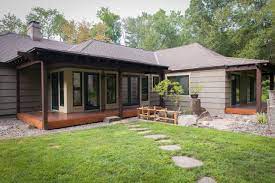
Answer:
xmin=137 ymin=130 xmax=152 ymax=134
xmin=159 ymin=145 xmax=181 ymax=151
xmin=197 ymin=177 xmax=217 ymax=183
xmin=129 ymin=128 xmax=149 ymax=131
xmin=172 ymin=156 xmax=203 ymax=169
xmin=128 ymin=125 xmax=141 ymax=128
xmin=144 ymin=134 xmax=168 ymax=140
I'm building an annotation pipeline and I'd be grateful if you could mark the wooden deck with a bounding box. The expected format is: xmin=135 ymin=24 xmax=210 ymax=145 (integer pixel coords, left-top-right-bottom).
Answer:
xmin=17 ymin=108 xmax=137 ymax=130
xmin=225 ymin=104 xmax=257 ymax=115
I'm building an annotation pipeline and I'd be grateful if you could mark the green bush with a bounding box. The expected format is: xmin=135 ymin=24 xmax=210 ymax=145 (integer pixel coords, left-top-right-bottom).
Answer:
xmin=256 ymin=112 xmax=268 ymax=124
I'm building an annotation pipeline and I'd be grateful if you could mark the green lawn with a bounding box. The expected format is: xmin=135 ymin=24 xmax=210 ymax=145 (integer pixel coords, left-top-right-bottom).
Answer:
xmin=0 ymin=121 xmax=274 ymax=183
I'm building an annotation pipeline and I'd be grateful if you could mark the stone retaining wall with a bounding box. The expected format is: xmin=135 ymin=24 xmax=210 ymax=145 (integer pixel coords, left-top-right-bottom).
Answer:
xmin=267 ymin=90 xmax=275 ymax=133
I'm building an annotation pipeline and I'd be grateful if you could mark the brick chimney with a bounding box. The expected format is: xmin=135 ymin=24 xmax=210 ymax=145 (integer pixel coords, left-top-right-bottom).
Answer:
xmin=27 ymin=21 xmax=42 ymax=41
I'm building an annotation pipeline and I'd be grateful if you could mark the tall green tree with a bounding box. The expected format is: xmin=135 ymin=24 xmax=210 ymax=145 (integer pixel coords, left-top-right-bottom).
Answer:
xmin=185 ymin=0 xmax=272 ymax=59
xmin=124 ymin=9 xmax=185 ymax=50
xmin=26 ymin=7 xmax=67 ymax=39
xmin=0 ymin=13 xmax=26 ymax=34
xmin=96 ymin=7 xmax=121 ymax=43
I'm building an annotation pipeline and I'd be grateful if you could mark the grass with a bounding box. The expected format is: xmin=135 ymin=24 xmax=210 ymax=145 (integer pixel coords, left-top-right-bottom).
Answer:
xmin=0 ymin=121 xmax=274 ymax=183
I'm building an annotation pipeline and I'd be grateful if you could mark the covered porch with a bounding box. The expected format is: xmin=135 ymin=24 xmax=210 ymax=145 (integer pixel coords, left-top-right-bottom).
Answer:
xmin=12 ymin=47 xmax=167 ymax=129
xmin=225 ymin=63 xmax=274 ymax=115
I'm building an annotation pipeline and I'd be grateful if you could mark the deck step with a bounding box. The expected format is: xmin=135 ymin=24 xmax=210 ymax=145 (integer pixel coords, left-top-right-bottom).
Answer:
xmin=103 ymin=116 xmax=121 ymax=123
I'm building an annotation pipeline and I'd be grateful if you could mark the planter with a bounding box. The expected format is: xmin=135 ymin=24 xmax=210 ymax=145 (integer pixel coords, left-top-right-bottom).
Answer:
xmin=190 ymin=94 xmax=199 ymax=99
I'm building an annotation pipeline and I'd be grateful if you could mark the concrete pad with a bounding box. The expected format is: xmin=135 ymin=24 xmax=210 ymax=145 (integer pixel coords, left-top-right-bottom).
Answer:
xmin=159 ymin=145 xmax=181 ymax=151
xmin=157 ymin=139 xmax=173 ymax=144
xmin=129 ymin=128 xmax=149 ymax=131
xmin=137 ymin=130 xmax=152 ymax=134
xmin=197 ymin=177 xmax=216 ymax=183
xmin=172 ymin=156 xmax=203 ymax=169
xmin=144 ymin=134 xmax=168 ymax=140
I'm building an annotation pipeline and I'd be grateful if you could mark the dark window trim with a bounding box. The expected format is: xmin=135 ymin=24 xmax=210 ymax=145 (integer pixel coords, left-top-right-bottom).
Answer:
xmin=152 ymin=75 xmax=160 ymax=89
xmin=73 ymin=71 xmax=82 ymax=106
xmin=84 ymin=72 xmax=100 ymax=110
xmin=141 ymin=75 xmax=149 ymax=101
xmin=167 ymin=75 xmax=190 ymax=95
xmin=106 ymin=74 xmax=117 ymax=104
xmin=59 ymin=71 xmax=64 ymax=107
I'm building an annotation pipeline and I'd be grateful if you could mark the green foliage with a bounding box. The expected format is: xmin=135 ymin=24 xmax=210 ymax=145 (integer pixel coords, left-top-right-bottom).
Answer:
xmin=256 ymin=112 xmax=268 ymax=124
xmin=123 ymin=9 xmax=186 ymax=50
xmin=96 ymin=7 xmax=121 ymax=43
xmin=262 ymin=79 xmax=270 ymax=102
xmin=0 ymin=13 xmax=26 ymax=34
xmin=191 ymin=84 xmax=203 ymax=94
xmin=26 ymin=7 xmax=66 ymax=39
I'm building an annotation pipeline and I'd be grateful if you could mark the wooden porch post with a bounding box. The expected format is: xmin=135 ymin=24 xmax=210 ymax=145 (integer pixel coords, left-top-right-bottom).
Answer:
xmin=270 ymin=73 xmax=274 ymax=90
xmin=118 ymin=70 xmax=123 ymax=118
xmin=41 ymin=61 xmax=48 ymax=129
xmin=16 ymin=70 xmax=20 ymax=114
xmin=256 ymin=67 xmax=262 ymax=112
xmin=159 ymin=71 xmax=165 ymax=107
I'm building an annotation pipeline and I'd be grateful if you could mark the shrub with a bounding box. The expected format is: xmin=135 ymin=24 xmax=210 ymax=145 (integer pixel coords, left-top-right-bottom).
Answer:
xmin=256 ymin=112 xmax=268 ymax=124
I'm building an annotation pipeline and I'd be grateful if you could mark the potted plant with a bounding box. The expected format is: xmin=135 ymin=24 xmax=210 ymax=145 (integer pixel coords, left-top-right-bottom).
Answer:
xmin=190 ymin=84 xmax=203 ymax=99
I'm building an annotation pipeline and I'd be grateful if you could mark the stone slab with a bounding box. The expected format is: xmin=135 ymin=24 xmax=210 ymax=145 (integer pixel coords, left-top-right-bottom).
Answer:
xmin=159 ymin=145 xmax=181 ymax=151
xmin=128 ymin=125 xmax=141 ymax=128
xmin=197 ymin=177 xmax=216 ymax=183
xmin=157 ymin=139 xmax=173 ymax=144
xmin=172 ymin=156 xmax=203 ymax=169
xmin=103 ymin=116 xmax=121 ymax=123
xmin=144 ymin=134 xmax=168 ymax=140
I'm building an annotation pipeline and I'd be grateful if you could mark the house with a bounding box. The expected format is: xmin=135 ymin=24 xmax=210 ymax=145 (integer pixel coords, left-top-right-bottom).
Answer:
xmin=0 ymin=21 xmax=167 ymax=129
xmin=0 ymin=21 xmax=274 ymax=129
xmin=155 ymin=43 xmax=274 ymax=115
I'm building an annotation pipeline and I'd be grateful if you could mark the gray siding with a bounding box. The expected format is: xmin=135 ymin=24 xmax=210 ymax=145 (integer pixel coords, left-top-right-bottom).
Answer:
xmin=165 ymin=69 xmax=228 ymax=115
xmin=0 ymin=65 xmax=17 ymax=115
xmin=20 ymin=68 xmax=41 ymax=112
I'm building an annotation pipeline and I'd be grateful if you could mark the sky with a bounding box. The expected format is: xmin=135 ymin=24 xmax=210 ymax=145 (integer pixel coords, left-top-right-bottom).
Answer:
xmin=0 ymin=0 xmax=190 ymax=23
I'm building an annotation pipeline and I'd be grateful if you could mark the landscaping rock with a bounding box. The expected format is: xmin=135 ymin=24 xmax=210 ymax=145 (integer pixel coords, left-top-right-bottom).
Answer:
xmin=103 ymin=116 xmax=121 ymax=123
xmin=129 ymin=128 xmax=149 ymax=131
xmin=128 ymin=125 xmax=141 ymax=128
xmin=178 ymin=115 xmax=197 ymax=126
xmin=197 ymin=177 xmax=216 ymax=183
xmin=144 ymin=134 xmax=168 ymax=140
xmin=172 ymin=156 xmax=203 ymax=169
xmin=159 ymin=145 xmax=181 ymax=151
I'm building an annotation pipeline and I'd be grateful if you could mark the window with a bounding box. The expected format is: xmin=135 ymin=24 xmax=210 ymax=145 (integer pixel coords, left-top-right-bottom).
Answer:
xmin=73 ymin=72 xmax=82 ymax=106
xmin=152 ymin=76 xmax=160 ymax=88
xmin=106 ymin=74 xmax=117 ymax=104
xmin=122 ymin=75 xmax=139 ymax=105
xmin=142 ymin=76 xmax=149 ymax=101
xmin=167 ymin=75 xmax=189 ymax=95
xmin=59 ymin=72 xmax=64 ymax=106
xmin=84 ymin=73 xmax=99 ymax=110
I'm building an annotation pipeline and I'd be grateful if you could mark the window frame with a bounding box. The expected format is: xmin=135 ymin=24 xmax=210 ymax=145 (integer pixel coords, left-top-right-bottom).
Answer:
xmin=151 ymin=75 xmax=160 ymax=90
xmin=166 ymin=73 xmax=190 ymax=96
xmin=106 ymin=73 xmax=117 ymax=104
xmin=141 ymin=75 xmax=149 ymax=101
xmin=59 ymin=71 xmax=64 ymax=107
xmin=73 ymin=71 xmax=83 ymax=107
xmin=122 ymin=75 xmax=140 ymax=106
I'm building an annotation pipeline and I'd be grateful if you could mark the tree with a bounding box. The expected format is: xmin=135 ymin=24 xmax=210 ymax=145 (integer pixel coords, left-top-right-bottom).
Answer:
xmin=76 ymin=20 xmax=91 ymax=43
xmin=61 ymin=20 xmax=78 ymax=44
xmin=26 ymin=7 xmax=66 ymax=39
xmin=154 ymin=79 xmax=183 ymax=111
xmin=123 ymin=9 xmax=186 ymax=50
xmin=0 ymin=13 xmax=26 ymax=34
xmin=90 ymin=22 xmax=112 ymax=42
xmin=96 ymin=7 xmax=121 ymax=43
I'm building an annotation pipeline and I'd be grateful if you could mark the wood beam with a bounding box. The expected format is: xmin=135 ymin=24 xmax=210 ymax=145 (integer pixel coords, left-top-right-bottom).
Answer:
xmin=256 ymin=67 xmax=262 ymax=112
xmin=118 ymin=70 xmax=123 ymax=118
xmin=226 ymin=65 xmax=257 ymax=72
xmin=270 ymin=72 xmax=274 ymax=90
xmin=41 ymin=61 xmax=48 ymax=129
xmin=17 ymin=60 xmax=41 ymax=70
xmin=16 ymin=70 xmax=20 ymax=114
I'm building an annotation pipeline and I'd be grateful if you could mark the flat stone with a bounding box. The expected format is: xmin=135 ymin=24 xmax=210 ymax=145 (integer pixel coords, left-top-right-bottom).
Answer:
xmin=144 ymin=134 xmax=168 ymax=140
xmin=157 ymin=139 xmax=173 ymax=143
xmin=103 ymin=116 xmax=121 ymax=123
xmin=159 ymin=145 xmax=181 ymax=151
xmin=137 ymin=130 xmax=152 ymax=134
xmin=129 ymin=128 xmax=149 ymax=131
xmin=178 ymin=115 xmax=197 ymax=126
xmin=197 ymin=177 xmax=216 ymax=183
xmin=172 ymin=156 xmax=203 ymax=169
xmin=128 ymin=125 xmax=141 ymax=128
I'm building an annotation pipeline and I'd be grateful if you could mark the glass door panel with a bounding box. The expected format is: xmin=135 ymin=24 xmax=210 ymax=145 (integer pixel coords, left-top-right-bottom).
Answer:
xmin=84 ymin=73 xmax=100 ymax=110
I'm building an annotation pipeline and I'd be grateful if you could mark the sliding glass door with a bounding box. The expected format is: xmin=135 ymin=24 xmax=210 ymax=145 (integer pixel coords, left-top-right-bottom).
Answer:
xmin=122 ymin=75 xmax=140 ymax=106
xmin=84 ymin=73 xmax=100 ymax=110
